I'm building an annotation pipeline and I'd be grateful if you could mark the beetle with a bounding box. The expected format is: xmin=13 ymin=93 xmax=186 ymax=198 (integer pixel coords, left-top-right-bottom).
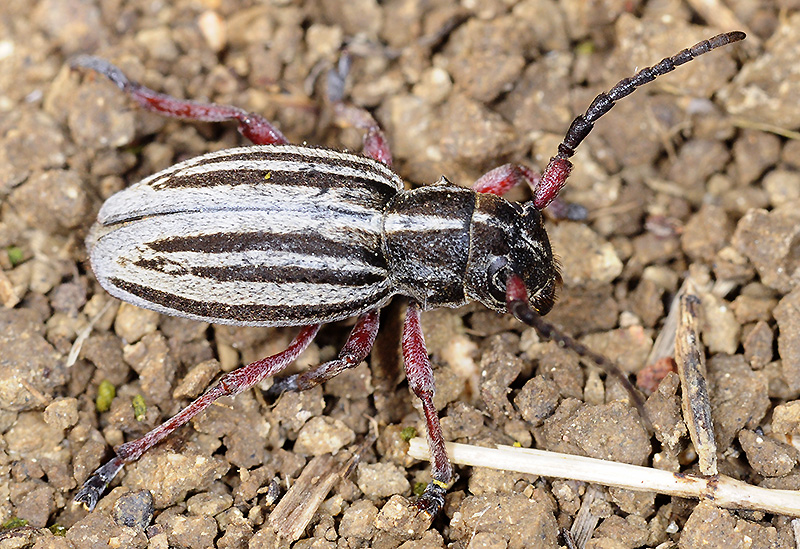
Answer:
xmin=70 ymin=30 xmax=745 ymax=516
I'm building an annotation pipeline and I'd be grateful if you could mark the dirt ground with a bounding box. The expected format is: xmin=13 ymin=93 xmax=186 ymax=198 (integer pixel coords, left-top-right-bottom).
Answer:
xmin=2 ymin=0 xmax=800 ymax=547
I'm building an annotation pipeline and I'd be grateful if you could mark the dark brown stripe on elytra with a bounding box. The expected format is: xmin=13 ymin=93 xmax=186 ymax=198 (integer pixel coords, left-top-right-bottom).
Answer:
xmin=145 ymin=231 xmax=386 ymax=269
xmin=130 ymin=257 xmax=384 ymax=286
xmin=184 ymin=147 xmax=399 ymax=186
xmin=109 ymin=277 xmax=393 ymax=324
xmin=131 ymin=257 xmax=189 ymax=275
xmin=187 ymin=264 xmax=386 ymax=286
xmin=154 ymin=167 xmax=398 ymax=204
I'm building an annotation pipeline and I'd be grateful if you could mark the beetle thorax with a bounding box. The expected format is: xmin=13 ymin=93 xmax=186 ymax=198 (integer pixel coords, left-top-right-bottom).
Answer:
xmin=382 ymin=183 xmax=474 ymax=309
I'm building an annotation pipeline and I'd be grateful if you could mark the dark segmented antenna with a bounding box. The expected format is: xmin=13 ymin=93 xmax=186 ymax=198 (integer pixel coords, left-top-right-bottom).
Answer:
xmin=506 ymin=32 xmax=746 ymax=425
xmin=533 ymin=31 xmax=746 ymax=210
xmin=505 ymin=274 xmax=650 ymax=425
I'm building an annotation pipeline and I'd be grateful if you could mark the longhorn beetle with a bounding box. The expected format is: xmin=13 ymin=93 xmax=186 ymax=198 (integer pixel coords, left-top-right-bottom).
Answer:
xmin=70 ymin=31 xmax=745 ymax=516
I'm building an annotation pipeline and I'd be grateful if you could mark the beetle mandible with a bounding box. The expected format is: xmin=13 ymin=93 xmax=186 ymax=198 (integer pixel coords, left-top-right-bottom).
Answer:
xmin=70 ymin=30 xmax=745 ymax=515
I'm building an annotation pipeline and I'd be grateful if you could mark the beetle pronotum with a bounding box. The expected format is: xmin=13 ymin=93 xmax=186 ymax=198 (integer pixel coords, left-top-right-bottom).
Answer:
xmin=70 ymin=30 xmax=745 ymax=516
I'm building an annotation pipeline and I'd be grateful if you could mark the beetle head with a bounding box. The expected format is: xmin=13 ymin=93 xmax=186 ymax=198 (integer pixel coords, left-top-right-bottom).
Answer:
xmin=466 ymin=195 xmax=560 ymax=316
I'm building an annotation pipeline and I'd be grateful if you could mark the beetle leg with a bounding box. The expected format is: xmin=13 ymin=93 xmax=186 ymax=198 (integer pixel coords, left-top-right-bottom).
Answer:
xmin=403 ymin=300 xmax=451 ymax=516
xmin=472 ymin=163 xmax=539 ymax=196
xmin=73 ymin=325 xmax=320 ymax=511
xmin=334 ymin=102 xmax=392 ymax=167
xmin=70 ymin=55 xmax=289 ymax=146
xmin=470 ymin=158 xmax=579 ymax=215
xmin=268 ymin=310 xmax=380 ymax=395
xmin=544 ymin=198 xmax=588 ymax=221
xmin=327 ymin=53 xmax=393 ymax=167
xmin=473 ymin=164 xmax=587 ymax=220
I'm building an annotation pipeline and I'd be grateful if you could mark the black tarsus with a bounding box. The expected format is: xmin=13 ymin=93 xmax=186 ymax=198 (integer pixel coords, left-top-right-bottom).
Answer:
xmin=70 ymin=55 xmax=131 ymax=91
xmin=326 ymin=51 xmax=352 ymax=105
xmin=73 ymin=457 xmax=125 ymax=511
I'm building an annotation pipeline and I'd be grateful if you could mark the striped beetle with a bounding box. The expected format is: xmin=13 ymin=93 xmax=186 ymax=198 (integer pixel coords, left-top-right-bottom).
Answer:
xmin=71 ymin=31 xmax=744 ymax=516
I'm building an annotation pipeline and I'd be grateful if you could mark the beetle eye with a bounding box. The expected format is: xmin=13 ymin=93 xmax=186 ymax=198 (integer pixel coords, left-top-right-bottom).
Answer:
xmin=487 ymin=256 xmax=509 ymax=302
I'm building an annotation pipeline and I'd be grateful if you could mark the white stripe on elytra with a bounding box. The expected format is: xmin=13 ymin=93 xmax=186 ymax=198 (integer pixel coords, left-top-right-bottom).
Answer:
xmin=98 ymin=182 xmax=386 ymax=226
xmin=102 ymin=264 xmax=391 ymax=308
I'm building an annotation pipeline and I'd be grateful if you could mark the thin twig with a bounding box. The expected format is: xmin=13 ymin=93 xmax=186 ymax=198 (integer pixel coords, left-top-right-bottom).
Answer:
xmin=675 ymin=292 xmax=717 ymax=476
xmin=268 ymin=436 xmax=374 ymax=541
xmin=732 ymin=118 xmax=800 ymax=140
xmin=408 ymin=439 xmax=800 ymax=516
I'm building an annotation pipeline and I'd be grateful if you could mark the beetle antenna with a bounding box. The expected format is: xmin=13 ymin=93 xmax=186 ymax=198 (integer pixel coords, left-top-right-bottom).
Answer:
xmin=533 ymin=31 xmax=746 ymax=210
xmin=506 ymin=274 xmax=650 ymax=426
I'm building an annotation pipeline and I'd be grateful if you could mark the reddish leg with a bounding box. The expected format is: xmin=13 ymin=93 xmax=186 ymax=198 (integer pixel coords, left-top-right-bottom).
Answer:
xmin=268 ymin=311 xmax=380 ymax=395
xmin=472 ymin=163 xmax=539 ymax=196
xmin=327 ymin=53 xmax=393 ymax=167
xmin=472 ymin=164 xmax=586 ymax=220
xmin=70 ymin=55 xmax=288 ymax=146
xmin=74 ymin=325 xmax=320 ymax=511
xmin=403 ymin=301 xmax=451 ymax=516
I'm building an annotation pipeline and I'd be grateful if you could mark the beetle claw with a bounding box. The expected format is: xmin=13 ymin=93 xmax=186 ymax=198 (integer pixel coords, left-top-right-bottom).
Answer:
xmin=414 ymin=482 xmax=447 ymax=518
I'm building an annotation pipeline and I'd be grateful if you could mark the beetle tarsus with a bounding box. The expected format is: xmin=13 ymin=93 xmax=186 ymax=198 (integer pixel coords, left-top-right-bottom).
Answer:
xmin=266 ymin=374 xmax=300 ymax=397
xmin=326 ymin=52 xmax=351 ymax=104
xmin=73 ymin=456 xmax=126 ymax=511
xmin=70 ymin=55 xmax=131 ymax=92
xmin=72 ymin=326 xmax=320 ymax=509
xmin=546 ymin=198 xmax=588 ymax=222
xmin=268 ymin=311 xmax=380 ymax=397
xmin=414 ymin=481 xmax=447 ymax=517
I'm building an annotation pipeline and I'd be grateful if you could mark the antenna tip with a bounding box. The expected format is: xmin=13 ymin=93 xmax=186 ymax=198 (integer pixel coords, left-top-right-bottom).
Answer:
xmin=730 ymin=31 xmax=747 ymax=42
xmin=713 ymin=31 xmax=746 ymax=47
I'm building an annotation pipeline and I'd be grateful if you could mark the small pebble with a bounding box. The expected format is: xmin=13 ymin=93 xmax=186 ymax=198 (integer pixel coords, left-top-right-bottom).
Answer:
xmin=112 ymin=489 xmax=154 ymax=529
xmin=293 ymin=416 xmax=355 ymax=456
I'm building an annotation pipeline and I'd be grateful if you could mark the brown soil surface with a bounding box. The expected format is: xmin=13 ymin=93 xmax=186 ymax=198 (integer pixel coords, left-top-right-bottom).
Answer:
xmin=1 ymin=1 xmax=799 ymax=547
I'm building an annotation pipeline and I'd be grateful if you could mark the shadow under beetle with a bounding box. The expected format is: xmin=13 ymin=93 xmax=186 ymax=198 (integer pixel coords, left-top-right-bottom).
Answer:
xmin=70 ymin=30 xmax=745 ymax=516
